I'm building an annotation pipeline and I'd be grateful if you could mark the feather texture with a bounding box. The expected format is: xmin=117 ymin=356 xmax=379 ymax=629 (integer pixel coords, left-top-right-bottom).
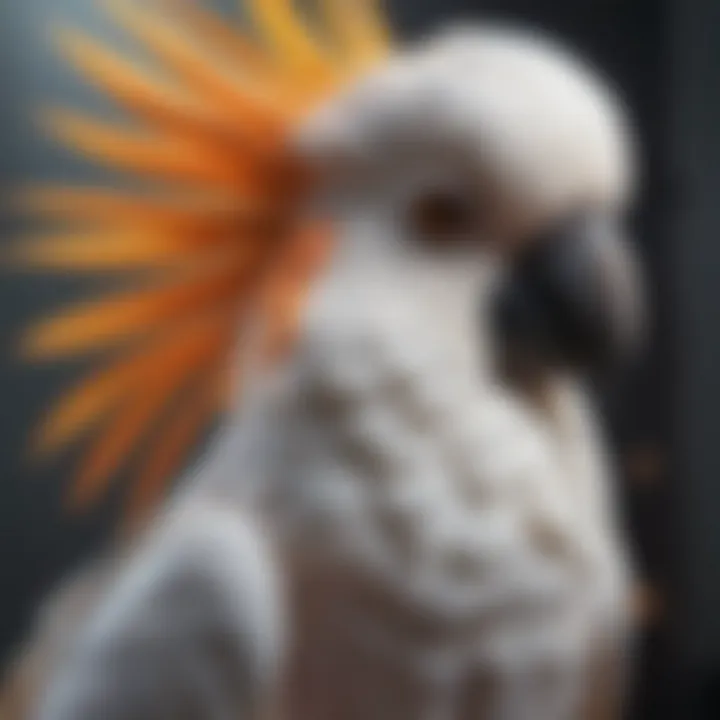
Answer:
xmin=247 ymin=0 xmax=335 ymax=80
xmin=70 ymin=353 xmax=224 ymax=511
xmin=16 ymin=0 xmax=393 ymax=520
xmin=320 ymin=0 xmax=391 ymax=69
xmin=21 ymin=262 xmax=247 ymax=358
xmin=105 ymin=0 xmax=292 ymax=126
xmin=54 ymin=28 xmax=246 ymax=140
xmin=33 ymin=314 xmax=234 ymax=457
xmin=17 ymin=187 xmax=257 ymax=233
xmin=8 ymin=231 xmax=234 ymax=271
xmin=45 ymin=110 xmax=263 ymax=189
xmin=124 ymin=373 xmax=223 ymax=528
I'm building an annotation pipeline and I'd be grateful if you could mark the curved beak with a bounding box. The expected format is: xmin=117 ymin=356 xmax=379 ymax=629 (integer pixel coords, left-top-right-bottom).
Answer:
xmin=493 ymin=213 xmax=646 ymax=377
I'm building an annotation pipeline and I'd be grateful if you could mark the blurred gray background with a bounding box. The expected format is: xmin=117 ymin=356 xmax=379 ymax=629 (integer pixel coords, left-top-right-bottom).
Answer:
xmin=1 ymin=0 xmax=716 ymax=717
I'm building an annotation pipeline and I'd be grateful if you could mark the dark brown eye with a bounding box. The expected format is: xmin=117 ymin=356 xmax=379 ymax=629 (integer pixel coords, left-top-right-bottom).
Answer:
xmin=407 ymin=188 xmax=477 ymax=246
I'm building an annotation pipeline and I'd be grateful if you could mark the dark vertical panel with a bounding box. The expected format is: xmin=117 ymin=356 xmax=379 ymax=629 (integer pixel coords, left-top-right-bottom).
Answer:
xmin=670 ymin=0 xmax=720 ymax=716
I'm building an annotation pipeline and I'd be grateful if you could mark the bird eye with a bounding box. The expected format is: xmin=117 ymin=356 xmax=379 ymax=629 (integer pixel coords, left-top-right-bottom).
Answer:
xmin=407 ymin=187 xmax=478 ymax=247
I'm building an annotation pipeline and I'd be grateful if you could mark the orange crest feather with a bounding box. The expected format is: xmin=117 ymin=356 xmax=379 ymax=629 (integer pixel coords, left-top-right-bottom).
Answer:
xmin=14 ymin=0 xmax=394 ymax=527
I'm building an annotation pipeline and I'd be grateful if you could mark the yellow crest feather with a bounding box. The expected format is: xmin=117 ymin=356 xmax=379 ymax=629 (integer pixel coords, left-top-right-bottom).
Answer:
xmin=15 ymin=0 xmax=394 ymax=527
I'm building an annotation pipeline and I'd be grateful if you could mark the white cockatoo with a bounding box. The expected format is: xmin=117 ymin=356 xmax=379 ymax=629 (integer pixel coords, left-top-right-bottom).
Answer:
xmin=3 ymin=1 xmax=644 ymax=718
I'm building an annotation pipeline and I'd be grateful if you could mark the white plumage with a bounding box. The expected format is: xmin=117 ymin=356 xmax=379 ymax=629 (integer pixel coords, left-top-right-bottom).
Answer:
xmin=14 ymin=24 xmax=640 ymax=720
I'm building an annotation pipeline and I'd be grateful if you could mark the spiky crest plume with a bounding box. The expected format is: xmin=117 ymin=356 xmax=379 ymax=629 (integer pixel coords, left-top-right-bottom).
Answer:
xmin=11 ymin=0 xmax=393 ymax=527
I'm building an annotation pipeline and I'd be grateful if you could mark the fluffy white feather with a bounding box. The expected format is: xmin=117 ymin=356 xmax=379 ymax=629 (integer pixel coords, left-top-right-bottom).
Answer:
xmin=10 ymin=23 xmax=638 ymax=720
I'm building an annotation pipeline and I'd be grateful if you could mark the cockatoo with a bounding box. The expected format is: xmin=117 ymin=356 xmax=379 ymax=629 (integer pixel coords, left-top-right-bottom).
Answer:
xmin=2 ymin=1 xmax=644 ymax=718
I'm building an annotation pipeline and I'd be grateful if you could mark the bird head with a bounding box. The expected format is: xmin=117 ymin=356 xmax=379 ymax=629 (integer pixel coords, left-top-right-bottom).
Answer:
xmin=296 ymin=24 xmax=644 ymax=391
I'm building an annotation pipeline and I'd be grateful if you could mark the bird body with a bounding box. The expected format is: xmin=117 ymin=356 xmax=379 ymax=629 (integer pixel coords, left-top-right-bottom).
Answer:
xmin=25 ymin=249 xmax=631 ymax=719
xmin=190 ymin=268 xmax=632 ymax=720
xmin=3 ymin=4 xmax=642 ymax=719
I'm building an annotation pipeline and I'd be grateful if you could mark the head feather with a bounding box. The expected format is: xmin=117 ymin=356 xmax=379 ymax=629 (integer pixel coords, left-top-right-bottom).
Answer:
xmin=15 ymin=0 xmax=393 ymax=527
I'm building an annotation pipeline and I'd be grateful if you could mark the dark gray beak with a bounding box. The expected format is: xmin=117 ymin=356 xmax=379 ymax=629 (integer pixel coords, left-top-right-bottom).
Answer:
xmin=493 ymin=213 xmax=645 ymax=376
